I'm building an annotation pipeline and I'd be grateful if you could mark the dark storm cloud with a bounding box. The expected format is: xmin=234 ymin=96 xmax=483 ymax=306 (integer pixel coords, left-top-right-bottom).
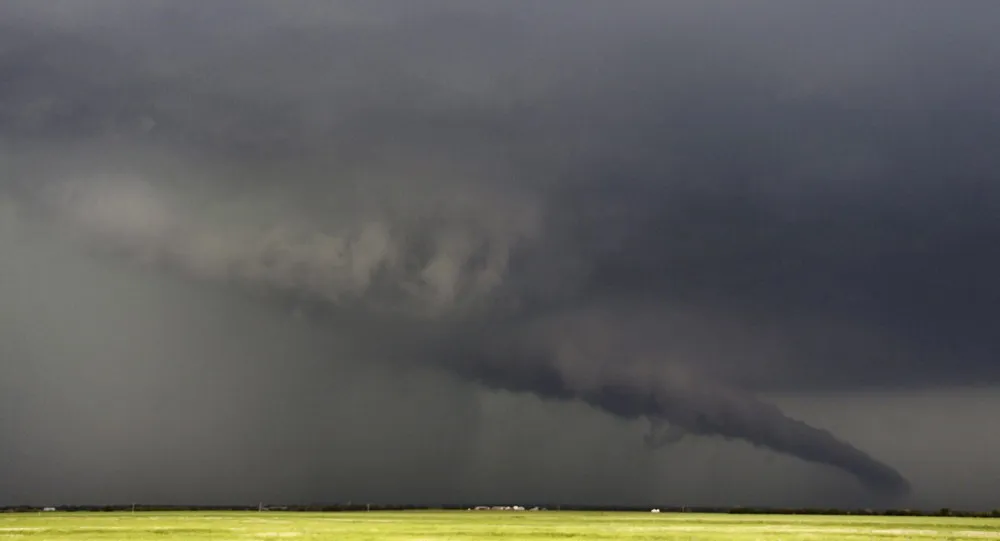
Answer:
xmin=2 ymin=0 xmax=1000 ymax=507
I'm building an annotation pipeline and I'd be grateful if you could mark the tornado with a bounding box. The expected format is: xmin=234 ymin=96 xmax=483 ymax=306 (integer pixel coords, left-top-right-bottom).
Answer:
xmin=588 ymin=378 xmax=913 ymax=498
xmin=34 ymin=177 xmax=912 ymax=500
xmin=448 ymin=347 xmax=912 ymax=499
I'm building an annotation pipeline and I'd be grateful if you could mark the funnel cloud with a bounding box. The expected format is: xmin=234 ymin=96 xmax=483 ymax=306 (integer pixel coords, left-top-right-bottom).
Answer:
xmin=3 ymin=0 xmax=1000 ymax=509
xmin=18 ymin=175 xmax=911 ymax=498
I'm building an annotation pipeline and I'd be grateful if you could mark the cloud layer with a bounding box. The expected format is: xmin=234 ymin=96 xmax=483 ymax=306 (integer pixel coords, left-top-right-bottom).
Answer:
xmin=3 ymin=0 xmax=1000 ymax=507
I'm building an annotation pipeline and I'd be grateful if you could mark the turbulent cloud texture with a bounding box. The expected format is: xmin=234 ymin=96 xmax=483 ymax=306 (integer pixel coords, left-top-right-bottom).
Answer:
xmin=2 ymin=0 xmax=1000 ymax=508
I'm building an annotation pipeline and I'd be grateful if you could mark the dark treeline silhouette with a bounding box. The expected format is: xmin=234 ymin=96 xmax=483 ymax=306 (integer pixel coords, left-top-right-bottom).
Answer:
xmin=3 ymin=504 xmax=1000 ymax=517
xmin=725 ymin=506 xmax=1000 ymax=518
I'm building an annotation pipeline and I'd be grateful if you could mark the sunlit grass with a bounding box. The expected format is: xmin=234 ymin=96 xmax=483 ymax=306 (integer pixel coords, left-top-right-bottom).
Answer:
xmin=2 ymin=510 xmax=1000 ymax=539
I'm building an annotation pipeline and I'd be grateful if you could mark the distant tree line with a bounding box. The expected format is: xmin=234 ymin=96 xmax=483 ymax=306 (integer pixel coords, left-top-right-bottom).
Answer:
xmin=3 ymin=504 xmax=1000 ymax=518
xmin=0 ymin=504 xmax=426 ymax=513
xmin=725 ymin=506 xmax=1000 ymax=518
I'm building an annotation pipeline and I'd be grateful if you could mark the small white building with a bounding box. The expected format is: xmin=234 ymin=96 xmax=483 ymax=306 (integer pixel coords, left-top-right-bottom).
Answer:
xmin=650 ymin=508 xmax=661 ymax=513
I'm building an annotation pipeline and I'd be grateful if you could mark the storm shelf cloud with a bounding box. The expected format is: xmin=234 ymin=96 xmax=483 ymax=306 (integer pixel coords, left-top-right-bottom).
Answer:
xmin=2 ymin=0 xmax=1000 ymax=509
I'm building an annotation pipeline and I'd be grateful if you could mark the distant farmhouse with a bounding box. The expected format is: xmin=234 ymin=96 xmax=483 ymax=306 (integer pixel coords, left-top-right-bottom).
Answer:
xmin=471 ymin=505 xmax=530 ymax=511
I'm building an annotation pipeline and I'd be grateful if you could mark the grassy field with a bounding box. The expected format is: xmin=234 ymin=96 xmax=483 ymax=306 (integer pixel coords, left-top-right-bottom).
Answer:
xmin=2 ymin=510 xmax=1000 ymax=540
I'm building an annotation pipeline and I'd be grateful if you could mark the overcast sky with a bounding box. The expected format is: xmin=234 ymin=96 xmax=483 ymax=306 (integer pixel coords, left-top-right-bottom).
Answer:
xmin=2 ymin=0 xmax=1000 ymax=510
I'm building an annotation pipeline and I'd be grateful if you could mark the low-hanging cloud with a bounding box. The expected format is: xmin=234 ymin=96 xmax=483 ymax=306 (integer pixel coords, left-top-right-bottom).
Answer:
xmin=10 ymin=173 xmax=910 ymax=498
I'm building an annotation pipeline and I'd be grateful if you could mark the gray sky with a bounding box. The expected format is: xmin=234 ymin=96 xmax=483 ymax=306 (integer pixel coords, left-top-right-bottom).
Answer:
xmin=2 ymin=0 xmax=1000 ymax=510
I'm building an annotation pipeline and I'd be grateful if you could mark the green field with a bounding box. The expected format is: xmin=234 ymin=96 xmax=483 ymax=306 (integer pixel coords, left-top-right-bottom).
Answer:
xmin=2 ymin=511 xmax=1000 ymax=540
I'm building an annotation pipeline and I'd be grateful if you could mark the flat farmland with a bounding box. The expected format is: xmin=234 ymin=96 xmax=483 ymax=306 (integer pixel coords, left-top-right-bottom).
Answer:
xmin=2 ymin=511 xmax=1000 ymax=540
